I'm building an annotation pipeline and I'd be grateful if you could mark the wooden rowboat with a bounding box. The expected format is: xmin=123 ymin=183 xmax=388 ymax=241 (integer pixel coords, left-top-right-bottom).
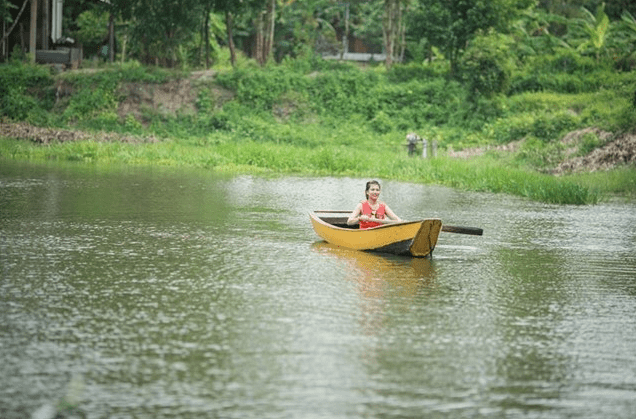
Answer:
xmin=309 ymin=210 xmax=443 ymax=257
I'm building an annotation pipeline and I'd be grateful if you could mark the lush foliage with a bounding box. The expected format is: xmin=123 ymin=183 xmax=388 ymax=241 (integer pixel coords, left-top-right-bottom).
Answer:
xmin=2 ymin=0 xmax=636 ymax=206
xmin=0 ymin=136 xmax=599 ymax=205
xmin=0 ymin=61 xmax=54 ymax=123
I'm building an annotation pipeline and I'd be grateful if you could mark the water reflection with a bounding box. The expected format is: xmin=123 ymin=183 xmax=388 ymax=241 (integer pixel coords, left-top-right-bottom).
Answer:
xmin=312 ymin=242 xmax=436 ymax=335
xmin=2 ymin=161 xmax=636 ymax=419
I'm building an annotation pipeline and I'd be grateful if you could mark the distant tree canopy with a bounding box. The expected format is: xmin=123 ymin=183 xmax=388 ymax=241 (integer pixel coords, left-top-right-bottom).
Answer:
xmin=1 ymin=0 xmax=636 ymax=70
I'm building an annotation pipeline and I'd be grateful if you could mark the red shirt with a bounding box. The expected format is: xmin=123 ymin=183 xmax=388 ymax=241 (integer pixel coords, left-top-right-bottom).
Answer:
xmin=360 ymin=201 xmax=386 ymax=229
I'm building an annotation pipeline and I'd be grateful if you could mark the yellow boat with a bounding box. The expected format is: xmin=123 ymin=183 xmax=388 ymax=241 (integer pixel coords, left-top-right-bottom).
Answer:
xmin=309 ymin=210 xmax=443 ymax=257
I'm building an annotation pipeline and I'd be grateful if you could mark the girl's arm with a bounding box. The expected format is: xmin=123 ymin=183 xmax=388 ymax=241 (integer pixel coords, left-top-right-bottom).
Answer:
xmin=383 ymin=205 xmax=402 ymax=223
xmin=347 ymin=203 xmax=364 ymax=225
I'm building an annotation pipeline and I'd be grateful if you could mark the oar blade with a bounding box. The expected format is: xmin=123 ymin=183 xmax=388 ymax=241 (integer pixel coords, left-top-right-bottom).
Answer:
xmin=441 ymin=225 xmax=483 ymax=236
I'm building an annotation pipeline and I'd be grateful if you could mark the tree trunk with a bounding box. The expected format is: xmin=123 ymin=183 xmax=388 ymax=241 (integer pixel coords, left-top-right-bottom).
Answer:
xmin=398 ymin=3 xmax=406 ymax=62
xmin=120 ymin=34 xmax=127 ymax=63
xmin=226 ymin=11 xmax=236 ymax=67
xmin=263 ymin=0 xmax=275 ymax=64
xmin=0 ymin=0 xmax=30 ymax=47
xmin=341 ymin=1 xmax=349 ymax=59
xmin=29 ymin=0 xmax=37 ymax=62
xmin=204 ymin=10 xmax=211 ymax=68
xmin=383 ymin=0 xmax=396 ymax=69
xmin=109 ymin=12 xmax=115 ymax=62
xmin=255 ymin=11 xmax=263 ymax=64
xmin=42 ymin=0 xmax=49 ymax=49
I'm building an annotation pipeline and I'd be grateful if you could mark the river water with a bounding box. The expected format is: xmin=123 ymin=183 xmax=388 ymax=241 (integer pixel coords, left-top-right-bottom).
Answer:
xmin=1 ymin=160 xmax=635 ymax=419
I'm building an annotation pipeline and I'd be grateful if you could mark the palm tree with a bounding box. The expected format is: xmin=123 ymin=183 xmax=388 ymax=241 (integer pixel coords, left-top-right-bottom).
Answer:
xmin=571 ymin=3 xmax=611 ymax=62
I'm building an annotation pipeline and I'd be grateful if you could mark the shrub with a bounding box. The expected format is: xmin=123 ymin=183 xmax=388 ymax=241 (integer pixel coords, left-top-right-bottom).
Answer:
xmin=62 ymin=88 xmax=117 ymax=122
xmin=216 ymin=67 xmax=309 ymax=111
xmin=0 ymin=62 xmax=54 ymax=120
xmin=528 ymin=49 xmax=599 ymax=74
xmin=459 ymin=31 xmax=517 ymax=98
xmin=531 ymin=111 xmax=581 ymax=141
xmin=370 ymin=111 xmax=394 ymax=134
xmin=515 ymin=135 xmax=567 ymax=169
xmin=308 ymin=70 xmax=380 ymax=118
xmin=386 ymin=62 xmax=447 ymax=83
xmin=490 ymin=113 xmax=535 ymax=144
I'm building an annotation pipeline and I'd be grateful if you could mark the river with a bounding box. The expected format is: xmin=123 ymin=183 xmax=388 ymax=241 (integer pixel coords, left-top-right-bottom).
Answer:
xmin=1 ymin=160 xmax=635 ymax=419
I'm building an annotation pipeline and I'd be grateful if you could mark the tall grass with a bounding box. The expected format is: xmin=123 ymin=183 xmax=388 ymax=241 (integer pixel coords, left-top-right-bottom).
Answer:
xmin=0 ymin=136 xmax=599 ymax=204
xmin=568 ymin=166 xmax=636 ymax=198
xmin=1 ymin=57 xmax=632 ymax=205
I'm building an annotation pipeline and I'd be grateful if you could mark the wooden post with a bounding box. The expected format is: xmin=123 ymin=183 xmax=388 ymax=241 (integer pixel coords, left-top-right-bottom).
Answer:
xmin=422 ymin=139 xmax=427 ymax=159
xmin=29 ymin=0 xmax=37 ymax=62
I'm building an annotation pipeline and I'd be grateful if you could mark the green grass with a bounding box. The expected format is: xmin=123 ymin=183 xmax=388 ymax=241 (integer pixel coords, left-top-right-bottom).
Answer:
xmin=1 ymin=58 xmax=633 ymax=206
xmin=0 ymin=136 xmax=604 ymax=205
xmin=568 ymin=166 xmax=636 ymax=199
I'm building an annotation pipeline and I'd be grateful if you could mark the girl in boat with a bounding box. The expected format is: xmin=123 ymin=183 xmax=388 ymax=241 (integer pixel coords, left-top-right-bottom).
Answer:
xmin=347 ymin=180 xmax=402 ymax=229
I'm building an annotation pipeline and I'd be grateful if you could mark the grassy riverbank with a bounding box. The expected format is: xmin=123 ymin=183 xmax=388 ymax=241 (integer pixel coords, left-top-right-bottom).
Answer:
xmin=0 ymin=134 xmax=604 ymax=205
xmin=1 ymin=57 xmax=635 ymax=204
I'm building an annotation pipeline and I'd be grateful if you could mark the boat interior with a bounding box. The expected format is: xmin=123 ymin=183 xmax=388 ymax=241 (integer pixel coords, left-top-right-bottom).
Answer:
xmin=314 ymin=212 xmax=358 ymax=229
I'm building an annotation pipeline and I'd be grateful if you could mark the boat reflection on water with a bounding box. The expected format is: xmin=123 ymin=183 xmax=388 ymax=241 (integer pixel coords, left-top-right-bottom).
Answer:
xmin=312 ymin=241 xmax=437 ymax=335
xmin=312 ymin=241 xmax=436 ymax=284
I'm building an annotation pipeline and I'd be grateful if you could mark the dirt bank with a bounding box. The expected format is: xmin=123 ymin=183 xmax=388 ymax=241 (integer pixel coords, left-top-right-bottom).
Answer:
xmin=448 ymin=128 xmax=636 ymax=174
xmin=2 ymin=68 xmax=634 ymax=174
xmin=551 ymin=130 xmax=636 ymax=174
xmin=0 ymin=122 xmax=158 ymax=144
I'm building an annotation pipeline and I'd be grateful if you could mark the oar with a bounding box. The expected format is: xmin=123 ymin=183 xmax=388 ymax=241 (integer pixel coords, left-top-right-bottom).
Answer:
xmin=314 ymin=211 xmax=483 ymax=235
xmin=441 ymin=225 xmax=483 ymax=236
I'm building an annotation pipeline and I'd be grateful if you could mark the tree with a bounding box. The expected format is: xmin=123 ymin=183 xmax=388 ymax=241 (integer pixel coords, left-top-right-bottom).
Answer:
xmin=383 ymin=0 xmax=409 ymax=69
xmin=410 ymin=0 xmax=532 ymax=75
xmin=1 ymin=0 xmax=23 ymax=54
xmin=460 ymin=30 xmax=516 ymax=97
xmin=1 ymin=0 xmax=16 ymax=27
xmin=253 ymin=0 xmax=276 ymax=65
xmin=569 ymin=2 xmax=611 ymax=61
xmin=212 ymin=0 xmax=257 ymax=67
xmin=109 ymin=0 xmax=204 ymax=66
xmin=276 ymin=0 xmax=340 ymax=60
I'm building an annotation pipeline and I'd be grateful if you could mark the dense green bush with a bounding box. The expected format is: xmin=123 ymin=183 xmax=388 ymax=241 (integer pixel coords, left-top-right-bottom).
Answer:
xmin=386 ymin=62 xmax=448 ymax=83
xmin=527 ymin=49 xmax=600 ymax=74
xmin=0 ymin=61 xmax=53 ymax=95
xmin=489 ymin=113 xmax=535 ymax=143
xmin=531 ymin=111 xmax=581 ymax=141
xmin=515 ymin=135 xmax=567 ymax=168
xmin=373 ymin=78 xmax=465 ymax=127
xmin=459 ymin=31 xmax=517 ymax=98
xmin=307 ymin=70 xmax=381 ymax=118
xmin=236 ymin=68 xmax=309 ymax=111
xmin=508 ymin=50 xmax=626 ymax=94
xmin=0 ymin=61 xmax=54 ymax=121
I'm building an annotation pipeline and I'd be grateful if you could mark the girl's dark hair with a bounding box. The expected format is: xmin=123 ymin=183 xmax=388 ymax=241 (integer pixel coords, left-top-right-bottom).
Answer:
xmin=365 ymin=180 xmax=381 ymax=199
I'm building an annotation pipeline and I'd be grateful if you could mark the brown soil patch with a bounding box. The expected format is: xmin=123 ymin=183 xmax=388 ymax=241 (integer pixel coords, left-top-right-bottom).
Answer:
xmin=54 ymin=69 xmax=234 ymax=126
xmin=0 ymin=122 xmax=158 ymax=144
xmin=552 ymin=131 xmax=636 ymax=174
xmin=117 ymin=79 xmax=196 ymax=122
xmin=448 ymin=128 xmax=636 ymax=174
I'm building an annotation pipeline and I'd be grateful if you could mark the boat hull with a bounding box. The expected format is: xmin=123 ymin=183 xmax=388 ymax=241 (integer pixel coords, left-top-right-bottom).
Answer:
xmin=309 ymin=211 xmax=442 ymax=257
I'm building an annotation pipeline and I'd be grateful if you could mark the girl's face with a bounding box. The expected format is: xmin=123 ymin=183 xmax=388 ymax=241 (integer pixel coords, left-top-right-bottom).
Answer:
xmin=367 ymin=184 xmax=381 ymax=200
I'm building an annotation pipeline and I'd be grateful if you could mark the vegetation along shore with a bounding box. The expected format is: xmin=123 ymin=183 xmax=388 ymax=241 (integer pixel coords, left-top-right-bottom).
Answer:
xmin=2 ymin=1 xmax=636 ymax=205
